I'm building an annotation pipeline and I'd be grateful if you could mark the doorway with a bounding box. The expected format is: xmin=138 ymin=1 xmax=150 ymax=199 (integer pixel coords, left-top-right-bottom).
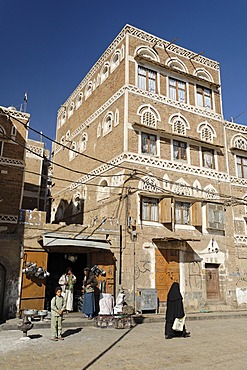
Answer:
xmin=205 ymin=263 xmax=220 ymax=300
xmin=46 ymin=252 xmax=87 ymax=311
xmin=155 ymin=248 xmax=179 ymax=302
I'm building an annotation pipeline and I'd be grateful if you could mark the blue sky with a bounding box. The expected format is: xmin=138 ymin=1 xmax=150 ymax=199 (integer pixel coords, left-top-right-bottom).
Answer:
xmin=1 ymin=0 xmax=246 ymax=149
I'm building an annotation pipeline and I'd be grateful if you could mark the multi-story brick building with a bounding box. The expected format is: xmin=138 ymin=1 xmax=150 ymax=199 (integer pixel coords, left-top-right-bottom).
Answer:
xmin=32 ymin=24 xmax=247 ymax=312
xmin=0 ymin=106 xmax=29 ymax=320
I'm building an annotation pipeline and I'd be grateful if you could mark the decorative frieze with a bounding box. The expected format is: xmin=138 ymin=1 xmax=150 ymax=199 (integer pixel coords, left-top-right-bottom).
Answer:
xmin=67 ymin=152 xmax=229 ymax=192
xmin=0 ymin=156 xmax=25 ymax=167
xmin=0 ymin=214 xmax=18 ymax=223
xmin=26 ymin=145 xmax=44 ymax=157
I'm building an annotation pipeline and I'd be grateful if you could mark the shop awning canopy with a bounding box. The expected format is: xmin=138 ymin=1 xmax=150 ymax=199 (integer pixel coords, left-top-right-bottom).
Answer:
xmin=42 ymin=232 xmax=111 ymax=250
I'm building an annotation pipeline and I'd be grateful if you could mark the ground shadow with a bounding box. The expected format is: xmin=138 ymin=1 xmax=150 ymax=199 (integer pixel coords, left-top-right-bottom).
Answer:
xmin=62 ymin=328 xmax=82 ymax=337
xmin=29 ymin=334 xmax=42 ymax=339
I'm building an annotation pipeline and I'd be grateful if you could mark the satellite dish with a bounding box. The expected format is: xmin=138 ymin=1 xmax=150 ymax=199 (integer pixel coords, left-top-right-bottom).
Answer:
xmin=7 ymin=106 xmax=17 ymax=111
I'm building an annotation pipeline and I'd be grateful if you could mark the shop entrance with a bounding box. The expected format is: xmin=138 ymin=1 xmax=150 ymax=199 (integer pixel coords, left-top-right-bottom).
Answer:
xmin=46 ymin=252 xmax=87 ymax=311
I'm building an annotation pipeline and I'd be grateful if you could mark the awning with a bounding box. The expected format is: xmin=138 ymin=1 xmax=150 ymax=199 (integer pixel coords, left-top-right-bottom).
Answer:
xmin=42 ymin=232 xmax=111 ymax=250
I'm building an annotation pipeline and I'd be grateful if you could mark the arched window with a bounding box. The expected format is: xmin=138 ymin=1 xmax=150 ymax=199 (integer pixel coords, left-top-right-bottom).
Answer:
xmin=76 ymin=92 xmax=83 ymax=109
xmin=103 ymin=113 xmax=113 ymax=136
xmin=197 ymin=122 xmax=216 ymax=143
xmin=137 ymin=104 xmax=160 ymax=129
xmin=169 ymin=113 xmax=189 ymax=135
xmin=166 ymin=58 xmax=187 ymax=72
xmin=194 ymin=68 xmax=213 ymax=82
xmin=85 ymin=82 xmax=93 ymax=99
xmin=111 ymin=51 xmax=120 ymax=72
xmin=80 ymin=133 xmax=88 ymax=152
xmin=68 ymin=102 xmax=74 ymax=119
xmin=101 ymin=64 xmax=110 ymax=83
xmin=69 ymin=141 xmax=77 ymax=161
xmin=232 ymin=135 xmax=247 ymax=151
xmin=97 ymin=179 xmax=110 ymax=201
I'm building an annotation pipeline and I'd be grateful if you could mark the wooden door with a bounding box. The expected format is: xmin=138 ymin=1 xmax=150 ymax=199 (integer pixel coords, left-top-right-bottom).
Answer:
xmin=91 ymin=252 xmax=115 ymax=295
xmin=205 ymin=264 xmax=220 ymax=300
xmin=155 ymin=248 xmax=179 ymax=302
xmin=20 ymin=251 xmax=48 ymax=312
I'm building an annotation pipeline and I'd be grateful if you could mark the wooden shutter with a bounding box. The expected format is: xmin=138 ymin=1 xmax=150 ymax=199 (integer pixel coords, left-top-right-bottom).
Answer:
xmin=191 ymin=201 xmax=202 ymax=227
xmin=159 ymin=197 xmax=172 ymax=224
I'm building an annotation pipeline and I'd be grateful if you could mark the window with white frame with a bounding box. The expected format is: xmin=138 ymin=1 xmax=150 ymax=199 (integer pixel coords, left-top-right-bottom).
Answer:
xmin=138 ymin=66 xmax=157 ymax=93
xmin=141 ymin=132 xmax=157 ymax=155
xmin=141 ymin=196 xmax=159 ymax=222
xmin=237 ymin=155 xmax=247 ymax=178
xmin=76 ymin=93 xmax=83 ymax=109
xmin=207 ymin=203 xmax=224 ymax=230
xmin=11 ymin=125 xmax=17 ymax=138
xmin=175 ymin=201 xmax=190 ymax=225
xmin=69 ymin=141 xmax=76 ymax=161
xmin=234 ymin=136 xmax=247 ymax=151
xmin=103 ymin=114 xmax=113 ymax=136
xmin=85 ymin=83 xmax=92 ymax=99
xmin=169 ymin=78 xmax=186 ymax=103
xmin=97 ymin=179 xmax=110 ymax=201
xmin=111 ymin=52 xmax=120 ymax=72
xmin=202 ymin=147 xmax=215 ymax=169
xmin=101 ymin=64 xmax=109 ymax=83
xmin=68 ymin=103 xmax=74 ymax=119
xmin=80 ymin=133 xmax=87 ymax=152
xmin=173 ymin=140 xmax=187 ymax=161
xmin=196 ymin=85 xmax=212 ymax=109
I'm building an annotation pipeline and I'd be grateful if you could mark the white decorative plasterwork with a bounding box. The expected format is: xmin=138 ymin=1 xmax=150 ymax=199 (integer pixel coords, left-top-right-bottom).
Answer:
xmin=166 ymin=57 xmax=188 ymax=73
xmin=204 ymin=184 xmax=218 ymax=199
xmin=194 ymin=68 xmax=213 ymax=82
xmin=126 ymin=25 xmax=219 ymax=69
xmin=128 ymin=85 xmax=222 ymax=121
xmin=54 ymin=84 xmax=222 ymax=156
xmin=135 ymin=46 xmax=160 ymax=62
xmin=172 ymin=178 xmax=192 ymax=196
xmin=0 ymin=156 xmax=25 ymax=167
xmin=197 ymin=121 xmax=216 ymax=143
xmin=231 ymin=135 xmax=247 ymax=150
xmin=67 ymin=152 xmax=229 ymax=192
xmin=140 ymin=175 xmax=161 ymax=192
xmin=224 ymin=120 xmax=247 ymax=133
xmin=168 ymin=113 xmax=190 ymax=135
xmin=54 ymin=87 xmax=126 ymax=155
xmin=0 ymin=214 xmax=18 ymax=223
xmin=193 ymin=179 xmax=202 ymax=197
xmin=230 ymin=176 xmax=247 ymax=187
xmin=57 ymin=24 xmax=219 ymax=114
xmin=26 ymin=145 xmax=44 ymax=158
xmin=235 ymin=235 xmax=247 ymax=244
xmin=0 ymin=106 xmax=30 ymax=121
xmin=137 ymin=104 xmax=160 ymax=129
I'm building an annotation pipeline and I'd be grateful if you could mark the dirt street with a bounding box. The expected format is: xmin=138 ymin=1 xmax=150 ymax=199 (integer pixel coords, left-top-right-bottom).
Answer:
xmin=0 ymin=318 xmax=246 ymax=370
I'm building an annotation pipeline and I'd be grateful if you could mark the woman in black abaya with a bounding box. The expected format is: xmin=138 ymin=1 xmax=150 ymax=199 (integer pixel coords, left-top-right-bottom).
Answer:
xmin=165 ymin=282 xmax=190 ymax=339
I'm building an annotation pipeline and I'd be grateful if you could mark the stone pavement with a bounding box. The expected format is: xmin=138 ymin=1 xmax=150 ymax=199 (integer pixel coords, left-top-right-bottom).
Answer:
xmin=0 ymin=312 xmax=247 ymax=369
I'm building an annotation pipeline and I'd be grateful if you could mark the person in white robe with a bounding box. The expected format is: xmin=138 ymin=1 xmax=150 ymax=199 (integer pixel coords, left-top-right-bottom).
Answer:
xmin=58 ymin=267 xmax=76 ymax=312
